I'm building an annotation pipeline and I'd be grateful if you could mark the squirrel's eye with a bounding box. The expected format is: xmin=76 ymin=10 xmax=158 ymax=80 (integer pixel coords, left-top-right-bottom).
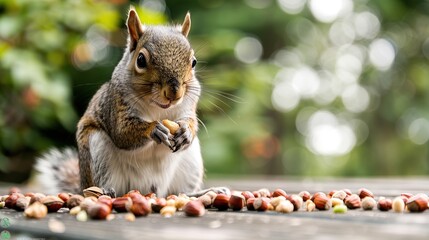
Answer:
xmin=137 ymin=53 xmax=147 ymax=69
xmin=192 ymin=57 xmax=197 ymax=68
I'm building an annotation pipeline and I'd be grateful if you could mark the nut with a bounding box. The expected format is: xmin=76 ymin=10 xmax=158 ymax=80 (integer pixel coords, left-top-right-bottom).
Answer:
xmin=160 ymin=205 xmax=176 ymax=217
xmin=213 ymin=194 xmax=230 ymax=211
xmin=331 ymin=190 xmax=347 ymax=201
xmin=83 ymin=186 xmax=104 ymax=198
xmin=288 ymin=194 xmax=303 ymax=211
xmin=112 ymin=197 xmax=132 ymax=213
xmin=5 ymin=193 xmax=21 ymax=209
xmin=333 ymin=204 xmax=348 ymax=214
xmin=256 ymin=188 xmax=271 ymax=198
xmin=241 ymin=191 xmax=254 ymax=200
xmin=87 ymin=202 xmax=112 ymax=219
xmin=69 ymin=206 xmax=82 ymax=215
xmin=79 ymin=197 xmax=97 ymax=211
xmin=24 ymin=202 xmax=48 ymax=219
xmin=401 ymin=193 xmax=413 ymax=199
xmin=377 ymin=197 xmax=392 ymax=211
xmin=342 ymin=189 xmax=352 ymax=196
xmin=361 ymin=197 xmax=376 ymax=210
xmin=9 ymin=187 xmax=20 ymax=194
xmin=311 ymin=192 xmax=326 ymax=202
xmin=0 ymin=202 xmax=5 ymax=208
xmin=175 ymin=196 xmax=190 ymax=210
xmin=41 ymin=195 xmax=64 ymax=212
xmin=151 ymin=198 xmax=167 ymax=213
xmin=30 ymin=193 xmax=46 ymax=205
xmin=298 ymin=191 xmax=311 ymax=202
xmin=392 ymin=196 xmax=405 ymax=213
xmin=67 ymin=194 xmax=84 ymax=209
xmin=406 ymin=195 xmax=428 ymax=212
xmin=344 ymin=194 xmax=361 ymax=209
xmin=129 ymin=197 xmax=151 ymax=216
xmin=275 ymin=200 xmax=294 ymax=213
xmin=97 ymin=196 xmax=113 ymax=210
xmin=184 ymin=200 xmax=205 ymax=217
xmin=76 ymin=210 xmax=88 ymax=222
xmin=253 ymin=197 xmax=270 ymax=211
xmin=246 ymin=198 xmax=256 ymax=210
xmin=58 ymin=192 xmax=71 ymax=204
xmin=270 ymin=196 xmax=286 ymax=208
xmin=162 ymin=119 xmax=180 ymax=134
xmin=314 ymin=195 xmax=331 ymax=210
xmin=358 ymin=188 xmax=374 ymax=199
xmin=331 ymin=197 xmax=344 ymax=207
xmin=305 ymin=200 xmax=316 ymax=212
xmin=124 ymin=213 xmax=136 ymax=222
xmin=198 ymin=194 xmax=212 ymax=208
xmin=228 ymin=194 xmax=245 ymax=211
xmin=15 ymin=196 xmax=31 ymax=211
xmin=272 ymin=189 xmax=287 ymax=198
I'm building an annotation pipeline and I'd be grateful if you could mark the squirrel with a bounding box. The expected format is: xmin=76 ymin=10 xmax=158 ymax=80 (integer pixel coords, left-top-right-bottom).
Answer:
xmin=35 ymin=8 xmax=228 ymax=198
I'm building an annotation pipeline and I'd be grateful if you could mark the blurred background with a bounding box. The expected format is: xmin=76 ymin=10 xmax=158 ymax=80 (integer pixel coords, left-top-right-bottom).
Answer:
xmin=1 ymin=0 xmax=429 ymax=183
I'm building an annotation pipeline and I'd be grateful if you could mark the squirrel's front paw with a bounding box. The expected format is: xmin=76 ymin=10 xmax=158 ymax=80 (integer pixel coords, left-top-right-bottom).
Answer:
xmin=150 ymin=122 xmax=172 ymax=148
xmin=170 ymin=121 xmax=193 ymax=152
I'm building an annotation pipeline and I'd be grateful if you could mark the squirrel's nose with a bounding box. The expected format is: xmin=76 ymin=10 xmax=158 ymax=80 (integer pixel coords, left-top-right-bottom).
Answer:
xmin=163 ymin=78 xmax=180 ymax=101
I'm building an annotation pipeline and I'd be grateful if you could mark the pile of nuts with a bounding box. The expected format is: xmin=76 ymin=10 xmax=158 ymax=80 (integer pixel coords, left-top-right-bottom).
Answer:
xmin=0 ymin=186 xmax=428 ymax=221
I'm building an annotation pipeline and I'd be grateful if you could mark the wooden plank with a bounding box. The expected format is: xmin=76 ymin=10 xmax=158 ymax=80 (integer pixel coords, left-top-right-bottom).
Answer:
xmin=1 ymin=177 xmax=429 ymax=240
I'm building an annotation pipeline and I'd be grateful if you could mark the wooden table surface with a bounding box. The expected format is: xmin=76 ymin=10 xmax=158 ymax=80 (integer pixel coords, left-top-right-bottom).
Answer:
xmin=1 ymin=177 xmax=429 ymax=240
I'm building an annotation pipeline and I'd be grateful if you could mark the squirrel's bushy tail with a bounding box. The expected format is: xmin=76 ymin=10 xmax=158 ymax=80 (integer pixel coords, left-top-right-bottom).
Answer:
xmin=35 ymin=148 xmax=81 ymax=194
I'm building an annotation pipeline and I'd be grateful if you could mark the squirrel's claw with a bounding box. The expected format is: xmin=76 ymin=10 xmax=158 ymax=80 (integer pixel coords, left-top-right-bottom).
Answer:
xmin=151 ymin=122 xmax=172 ymax=148
xmin=170 ymin=121 xmax=192 ymax=152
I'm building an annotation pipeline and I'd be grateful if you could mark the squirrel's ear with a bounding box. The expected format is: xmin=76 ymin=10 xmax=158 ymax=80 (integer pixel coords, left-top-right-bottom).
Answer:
xmin=127 ymin=8 xmax=144 ymax=52
xmin=181 ymin=12 xmax=191 ymax=38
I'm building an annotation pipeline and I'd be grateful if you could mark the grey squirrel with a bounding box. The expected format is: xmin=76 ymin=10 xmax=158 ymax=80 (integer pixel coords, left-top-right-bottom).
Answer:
xmin=36 ymin=8 xmax=227 ymax=198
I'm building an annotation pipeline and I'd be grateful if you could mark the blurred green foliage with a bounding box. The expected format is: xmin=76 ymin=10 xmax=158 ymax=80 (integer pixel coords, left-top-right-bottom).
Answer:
xmin=1 ymin=0 xmax=429 ymax=182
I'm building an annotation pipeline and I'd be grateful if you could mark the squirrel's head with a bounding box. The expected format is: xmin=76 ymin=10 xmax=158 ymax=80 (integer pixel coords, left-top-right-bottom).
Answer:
xmin=126 ymin=8 xmax=197 ymax=109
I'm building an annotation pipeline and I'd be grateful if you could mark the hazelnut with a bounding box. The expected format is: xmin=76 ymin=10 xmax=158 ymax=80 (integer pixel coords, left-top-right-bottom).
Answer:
xmin=162 ymin=119 xmax=180 ymax=134
xmin=58 ymin=192 xmax=71 ymax=204
xmin=314 ymin=195 xmax=331 ymax=210
xmin=298 ymin=191 xmax=311 ymax=202
xmin=97 ymin=197 xmax=113 ymax=210
xmin=67 ymin=194 xmax=84 ymax=209
xmin=87 ymin=202 xmax=111 ymax=220
xmin=184 ymin=200 xmax=205 ymax=217
xmin=29 ymin=193 xmax=46 ymax=205
xmin=15 ymin=197 xmax=30 ymax=211
xmin=272 ymin=189 xmax=287 ymax=198
xmin=41 ymin=196 xmax=64 ymax=212
xmin=198 ymin=194 xmax=212 ymax=208
xmin=358 ymin=188 xmax=374 ymax=199
xmin=275 ymin=200 xmax=294 ymax=213
xmin=256 ymin=188 xmax=271 ymax=198
xmin=342 ymin=189 xmax=352 ymax=196
xmin=331 ymin=190 xmax=347 ymax=201
xmin=24 ymin=202 xmax=48 ymax=219
xmin=406 ymin=195 xmax=428 ymax=212
xmin=270 ymin=196 xmax=286 ymax=208
xmin=151 ymin=198 xmax=167 ymax=213
xmin=5 ymin=193 xmax=22 ymax=209
xmin=112 ymin=197 xmax=132 ymax=213
xmin=229 ymin=194 xmax=245 ymax=211
xmin=288 ymin=194 xmax=303 ymax=211
xmin=83 ymin=186 xmax=104 ymax=198
xmin=392 ymin=197 xmax=405 ymax=213
xmin=400 ymin=193 xmax=413 ymax=199
xmin=246 ymin=198 xmax=256 ymax=211
xmin=344 ymin=194 xmax=361 ymax=209
xmin=160 ymin=205 xmax=177 ymax=217
xmin=241 ymin=191 xmax=254 ymax=200
xmin=79 ymin=197 xmax=97 ymax=211
xmin=253 ymin=197 xmax=270 ymax=211
xmin=305 ymin=200 xmax=316 ymax=212
xmin=361 ymin=197 xmax=376 ymax=210
xmin=213 ymin=194 xmax=230 ymax=211
xmin=129 ymin=197 xmax=151 ymax=216
xmin=311 ymin=192 xmax=326 ymax=202
xmin=377 ymin=197 xmax=392 ymax=211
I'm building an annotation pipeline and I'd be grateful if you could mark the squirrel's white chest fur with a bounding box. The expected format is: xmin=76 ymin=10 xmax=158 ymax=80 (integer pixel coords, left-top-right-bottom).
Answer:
xmin=89 ymin=130 xmax=202 ymax=197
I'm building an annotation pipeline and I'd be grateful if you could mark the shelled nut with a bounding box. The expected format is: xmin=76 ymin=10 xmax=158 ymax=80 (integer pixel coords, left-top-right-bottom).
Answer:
xmin=24 ymin=202 xmax=48 ymax=219
xmin=275 ymin=200 xmax=294 ymax=213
